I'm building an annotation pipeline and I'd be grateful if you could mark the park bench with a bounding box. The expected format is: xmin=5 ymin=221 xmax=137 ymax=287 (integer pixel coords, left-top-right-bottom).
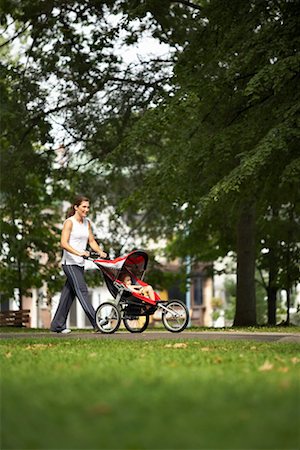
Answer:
xmin=0 ymin=309 xmax=30 ymax=327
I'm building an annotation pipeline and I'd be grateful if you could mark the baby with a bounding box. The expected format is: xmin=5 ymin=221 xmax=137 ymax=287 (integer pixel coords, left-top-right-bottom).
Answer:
xmin=121 ymin=274 xmax=155 ymax=301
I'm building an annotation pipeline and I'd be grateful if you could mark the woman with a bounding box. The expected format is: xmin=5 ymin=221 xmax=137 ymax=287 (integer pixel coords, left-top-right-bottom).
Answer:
xmin=50 ymin=195 xmax=107 ymax=333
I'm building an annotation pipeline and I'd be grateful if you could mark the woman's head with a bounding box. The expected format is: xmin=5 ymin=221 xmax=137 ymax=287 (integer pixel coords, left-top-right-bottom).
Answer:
xmin=66 ymin=195 xmax=90 ymax=218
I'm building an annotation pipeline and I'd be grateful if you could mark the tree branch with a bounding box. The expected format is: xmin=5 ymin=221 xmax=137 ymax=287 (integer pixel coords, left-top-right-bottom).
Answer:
xmin=0 ymin=23 xmax=31 ymax=49
xmin=172 ymin=1 xmax=202 ymax=11
xmin=257 ymin=266 xmax=268 ymax=291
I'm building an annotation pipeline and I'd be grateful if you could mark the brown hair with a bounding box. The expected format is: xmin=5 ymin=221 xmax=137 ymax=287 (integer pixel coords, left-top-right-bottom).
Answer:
xmin=119 ymin=272 xmax=130 ymax=282
xmin=66 ymin=195 xmax=90 ymax=218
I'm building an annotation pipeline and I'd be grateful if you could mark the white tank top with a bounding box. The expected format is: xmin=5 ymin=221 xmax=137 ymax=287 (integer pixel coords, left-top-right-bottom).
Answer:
xmin=62 ymin=216 xmax=90 ymax=267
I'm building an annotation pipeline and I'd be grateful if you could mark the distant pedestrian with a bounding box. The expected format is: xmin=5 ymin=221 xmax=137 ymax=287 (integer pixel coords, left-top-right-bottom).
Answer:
xmin=50 ymin=195 xmax=107 ymax=333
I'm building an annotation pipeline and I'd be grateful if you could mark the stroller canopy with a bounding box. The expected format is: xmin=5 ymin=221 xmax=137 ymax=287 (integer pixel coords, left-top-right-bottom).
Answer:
xmin=94 ymin=250 xmax=148 ymax=282
xmin=94 ymin=250 xmax=149 ymax=300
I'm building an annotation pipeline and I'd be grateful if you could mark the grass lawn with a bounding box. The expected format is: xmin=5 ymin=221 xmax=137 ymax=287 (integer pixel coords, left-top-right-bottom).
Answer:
xmin=1 ymin=337 xmax=299 ymax=450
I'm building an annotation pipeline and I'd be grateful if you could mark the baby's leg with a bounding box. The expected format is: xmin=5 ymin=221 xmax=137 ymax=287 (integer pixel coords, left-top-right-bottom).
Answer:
xmin=142 ymin=285 xmax=155 ymax=300
xmin=140 ymin=288 xmax=149 ymax=298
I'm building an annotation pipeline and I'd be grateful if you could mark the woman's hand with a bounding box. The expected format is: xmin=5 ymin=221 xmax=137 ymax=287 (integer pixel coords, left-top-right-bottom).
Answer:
xmin=80 ymin=250 xmax=90 ymax=258
xmin=99 ymin=251 xmax=107 ymax=258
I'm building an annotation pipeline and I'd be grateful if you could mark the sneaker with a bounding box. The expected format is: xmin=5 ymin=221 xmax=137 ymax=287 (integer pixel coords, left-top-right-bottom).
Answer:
xmin=61 ymin=328 xmax=72 ymax=334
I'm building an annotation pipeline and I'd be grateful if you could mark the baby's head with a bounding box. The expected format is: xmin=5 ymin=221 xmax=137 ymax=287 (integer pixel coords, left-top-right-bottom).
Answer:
xmin=121 ymin=274 xmax=132 ymax=286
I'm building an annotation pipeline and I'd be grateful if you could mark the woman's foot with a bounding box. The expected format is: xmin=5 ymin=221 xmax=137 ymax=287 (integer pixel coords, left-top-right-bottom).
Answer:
xmin=51 ymin=328 xmax=71 ymax=334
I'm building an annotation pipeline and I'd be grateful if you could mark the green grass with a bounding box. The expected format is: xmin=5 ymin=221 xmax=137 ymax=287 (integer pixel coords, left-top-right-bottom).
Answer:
xmin=1 ymin=338 xmax=299 ymax=450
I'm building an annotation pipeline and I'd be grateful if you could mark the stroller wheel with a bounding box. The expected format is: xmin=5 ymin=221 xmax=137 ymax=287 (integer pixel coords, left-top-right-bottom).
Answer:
xmin=95 ymin=302 xmax=121 ymax=334
xmin=161 ymin=300 xmax=189 ymax=333
xmin=123 ymin=315 xmax=149 ymax=333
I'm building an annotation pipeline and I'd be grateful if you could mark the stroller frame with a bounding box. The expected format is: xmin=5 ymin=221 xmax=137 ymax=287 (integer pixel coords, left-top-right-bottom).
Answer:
xmin=90 ymin=250 xmax=189 ymax=334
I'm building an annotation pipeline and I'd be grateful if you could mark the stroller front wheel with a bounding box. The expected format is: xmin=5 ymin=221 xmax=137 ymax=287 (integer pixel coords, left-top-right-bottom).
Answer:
xmin=161 ymin=300 xmax=189 ymax=333
xmin=95 ymin=302 xmax=121 ymax=334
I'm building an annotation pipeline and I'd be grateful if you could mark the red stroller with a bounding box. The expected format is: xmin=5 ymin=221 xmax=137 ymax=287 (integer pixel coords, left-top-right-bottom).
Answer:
xmin=91 ymin=250 xmax=189 ymax=333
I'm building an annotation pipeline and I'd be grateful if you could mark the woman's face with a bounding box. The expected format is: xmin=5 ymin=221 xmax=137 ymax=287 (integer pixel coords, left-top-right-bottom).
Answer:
xmin=75 ymin=201 xmax=90 ymax=218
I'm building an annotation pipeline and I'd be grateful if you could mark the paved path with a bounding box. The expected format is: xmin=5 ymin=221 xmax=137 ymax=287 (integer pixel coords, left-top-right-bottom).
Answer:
xmin=1 ymin=331 xmax=299 ymax=343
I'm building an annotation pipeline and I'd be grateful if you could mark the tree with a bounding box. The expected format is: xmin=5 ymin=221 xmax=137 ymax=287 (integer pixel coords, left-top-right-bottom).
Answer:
xmin=0 ymin=48 xmax=63 ymax=307
xmin=104 ymin=0 xmax=300 ymax=325
xmin=257 ymin=201 xmax=300 ymax=325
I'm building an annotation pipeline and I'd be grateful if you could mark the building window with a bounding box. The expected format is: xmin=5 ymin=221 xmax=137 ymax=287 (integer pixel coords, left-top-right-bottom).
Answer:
xmin=193 ymin=275 xmax=203 ymax=306
xmin=0 ymin=298 xmax=10 ymax=311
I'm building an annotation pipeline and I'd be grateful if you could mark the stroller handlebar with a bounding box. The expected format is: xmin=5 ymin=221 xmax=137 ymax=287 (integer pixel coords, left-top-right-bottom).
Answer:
xmin=84 ymin=252 xmax=110 ymax=261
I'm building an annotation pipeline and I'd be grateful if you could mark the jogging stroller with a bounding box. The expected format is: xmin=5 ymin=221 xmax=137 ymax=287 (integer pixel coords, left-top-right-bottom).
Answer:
xmin=91 ymin=250 xmax=189 ymax=334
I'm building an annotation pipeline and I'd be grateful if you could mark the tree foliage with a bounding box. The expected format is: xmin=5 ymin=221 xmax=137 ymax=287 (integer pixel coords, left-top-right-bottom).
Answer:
xmin=0 ymin=34 xmax=63 ymax=305
xmin=1 ymin=0 xmax=299 ymax=325
xmin=105 ymin=0 xmax=300 ymax=324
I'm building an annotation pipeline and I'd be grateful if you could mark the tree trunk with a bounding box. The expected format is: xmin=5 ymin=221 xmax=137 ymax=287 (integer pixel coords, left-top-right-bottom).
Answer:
xmin=286 ymin=288 xmax=290 ymax=326
xmin=17 ymin=258 xmax=23 ymax=310
xmin=233 ymin=203 xmax=257 ymax=326
xmin=267 ymin=286 xmax=277 ymax=325
xmin=285 ymin=237 xmax=291 ymax=326
xmin=267 ymin=248 xmax=278 ymax=325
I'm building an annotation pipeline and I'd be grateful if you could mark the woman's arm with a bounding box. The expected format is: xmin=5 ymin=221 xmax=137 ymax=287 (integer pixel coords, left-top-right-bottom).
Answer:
xmin=60 ymin=220 xmax=89 ymax=257
xmin=88 ymin=223 xmax=107 ymax=258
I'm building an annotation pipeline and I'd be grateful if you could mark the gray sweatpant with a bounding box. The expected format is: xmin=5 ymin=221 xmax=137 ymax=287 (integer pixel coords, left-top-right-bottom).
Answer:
xmin=50 ymin=265 xmax=96 ymax=332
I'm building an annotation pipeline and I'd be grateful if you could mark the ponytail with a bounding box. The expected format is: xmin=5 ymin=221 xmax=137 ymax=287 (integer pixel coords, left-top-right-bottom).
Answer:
xmin=65 ymin=206 xmax=75 ymax=218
